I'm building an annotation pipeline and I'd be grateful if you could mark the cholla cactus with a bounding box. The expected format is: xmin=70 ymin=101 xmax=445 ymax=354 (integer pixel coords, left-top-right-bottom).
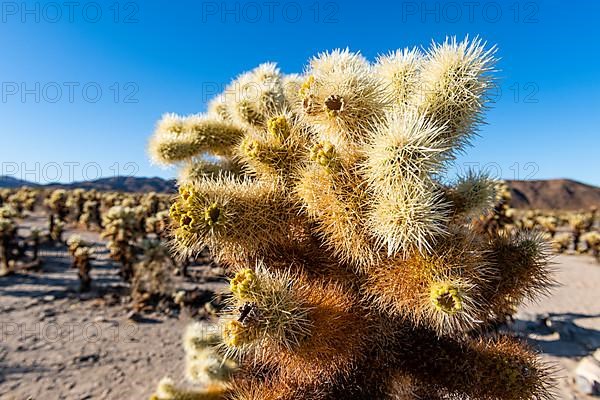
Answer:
xmin=66 ymin=188 xmax=87 ymax=222
xmin=73 ymin=246 xmax=94 ymax=292
xmin=79 ymin=199 xmax=102 ymax=229
xmin=475 ymin=180 xmax=515 ymax=235
xmin=151 ymin=324 xmax=236 ymax=400
xmin=148 ymin=37 xmax=555 ymax=399
xmin=29 ymin=228 xmax=41 ymax=263
xmin=101 ymin=205 xmax=141 ymax=281
xmin=551 ymin=232 xmax=571 ymax=254
xmin=131 ymin=239 xmax=173 ymax=304
xmin=569 ymin=209 xmax=596 ymax=249
xmin=579 ymin=231 xmax=600 ymax=261
xmin=0 ymin=217 xmax=18 ymax=276
xmin=45 ymin=189 xmax=69 ymax=241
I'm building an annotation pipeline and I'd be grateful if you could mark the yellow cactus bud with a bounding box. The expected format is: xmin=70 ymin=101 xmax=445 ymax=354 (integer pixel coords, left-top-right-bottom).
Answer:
xmin=430 ymin=282 xmax=463 ymax=315
xmin=230 ymin=268 xmax=257 ymax=299
xmin=309 ymin=141 xmax=337 ymax=171
xmin=299 ymin=75 xmax=314 ymax=97
xmin=266 ymin=115 xmax=290 ymax=141
xmin=223 ymin=320 xmax=254 ymax=347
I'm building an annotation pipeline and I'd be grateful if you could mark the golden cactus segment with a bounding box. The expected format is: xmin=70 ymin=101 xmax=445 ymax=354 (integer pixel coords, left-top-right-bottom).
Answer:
xmin=236 ymin=111 xmax=310 ymax=181
xmin=416 ymin=36 xmax=497 ymax=149
xmin=296 ymin=164 xmax=380 ymax=269
xmin=221 ymin=267 xmax=313 ymax=357
xmin=170 ymin=177 xmax=300 ymax=263
xmin=148 ymin=114 xmax=246 ymax=165
xmin=223 ymin=320 xmax=256 ymax=348
xmin=299 ymin=49 xmax=391 ymax=145
xmin=152 ymin=377 xmax=226 ymax=400
xmin=367 ymin=183 xmax=450 ymax=257
xmin=375 ymin=47 xmax=423 ymax=108
xmin=362 ymin=110 xmax=450 ymax=191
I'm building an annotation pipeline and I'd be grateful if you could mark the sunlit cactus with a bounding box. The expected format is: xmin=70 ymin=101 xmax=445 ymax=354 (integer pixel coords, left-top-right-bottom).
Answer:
xmin=131 ymin=239 xmax=174 ymax=304
xmin=148 ymin=37 xmax=555 ymax=399
xmin=101 ymin=205 xmax=142 ymax=281
xmin=151 ymin=324 xmax=236 ymax=400
xmin=0 ymin=214 xmax=18 ymax=276
xmin=79 ymin=199 xmax=102 ymax=230
xmin=73 ymin=245 xmax=94 ymax=292
xmin=44 ymin=189 xmax=69 ymax=241
xmin=579 ymin=231 xmax=600 ymax=261
xmin=568 ymin=208 xmax=596 ymax=249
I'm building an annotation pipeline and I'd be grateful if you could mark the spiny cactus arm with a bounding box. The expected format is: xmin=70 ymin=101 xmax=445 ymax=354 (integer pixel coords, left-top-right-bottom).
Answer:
xmin=226 ymin=63 xmax=287 ymax=129
xmin=414 ymin=36 xmax=497 ymax=152
xmin=221 ymin=267 xmax=370 ymax=386
xmin=298 ymin=49 xmax=391 ymax=146
xmin=178 ymin=157 xmax=244 ymax=184
xmin=444 ymin=170 xmax=497 ymax=219
xmin=366 ymin=184 xmax=450 ymax=257
xmin=361 ymin=110 xmax=451 ymax=192
xmin=150 ymin=377 xmax=226 ymax=400
xmin=374 ymin=47 xmax=423 ymax=109
xmin=295 ymin=162 xmax=380 ymax=269
xmin=235 ymin=112 xmax=311 ymax=182
xmin=170 ymin=178 xmax=304 ymax=264
xmin=394 ymin=330 xmax=554 ymax=400
xmin=365 ymin=228 xmax=490 ymax=335
xmin=149 ymin=114 xmax=246 ymax=165
xmin=483 ymin=230 xmax=554 ymax=319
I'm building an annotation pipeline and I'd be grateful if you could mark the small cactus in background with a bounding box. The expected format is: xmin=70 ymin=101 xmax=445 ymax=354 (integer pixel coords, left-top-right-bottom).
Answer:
xmin=0 ymin=214 xmax=18 ymax=276
xmin=101 ymin=205 xmax=141 ymax=281
xmin=79 ymin=199 xmax=102 ymax=230
xmin=73 ymin=245 xmax=94 ymax=292
xmin=579 ymin=231 xmax=600 ymax=261
xmin=131 ymin=239 xmax=174 ymax=305
xmin=29 ymin=228 xmax=42 ymax=264
xmin=151 ymin=324 xmax=236 ymax=400
xmin=147 ymin=37 xmax=555 ymax=399
xmin=569 ymin=208 xmax=596 ymax=250
xmin=474 ymin=180 xmax=516 ymax=235
xmin=45 ymin=189 xmax=69 ymax=242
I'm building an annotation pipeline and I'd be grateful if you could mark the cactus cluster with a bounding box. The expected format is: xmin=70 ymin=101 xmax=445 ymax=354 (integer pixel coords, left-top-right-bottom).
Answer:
xmin=148 ymin=37 xmax=556 ymax=399
xmin=0 ymin=205 xmax=19 ymax=275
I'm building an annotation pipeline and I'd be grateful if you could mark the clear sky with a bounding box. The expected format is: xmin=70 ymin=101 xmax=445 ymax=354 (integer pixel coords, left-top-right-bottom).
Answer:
xmin=0 ymin=0 xmax=598 ymax=185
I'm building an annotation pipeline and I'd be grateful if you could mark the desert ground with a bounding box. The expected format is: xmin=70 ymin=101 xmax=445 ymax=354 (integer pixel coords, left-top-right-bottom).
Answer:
xmin=0 ymin=217 xmax=599 ymax=399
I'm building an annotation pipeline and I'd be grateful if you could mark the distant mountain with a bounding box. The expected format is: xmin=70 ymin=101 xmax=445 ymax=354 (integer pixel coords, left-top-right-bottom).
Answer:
xmin=507 ymin=179 xmax=600 ymax=210
xmin=0 ymin=176 xmax=176 ymax=193
xmin=1 ymin=176 xmax=599 ymax=209
xmin=51 ymin=176 xmax=178 ymax=193
xmin=0 ymin=176 xmax=40 ymax=188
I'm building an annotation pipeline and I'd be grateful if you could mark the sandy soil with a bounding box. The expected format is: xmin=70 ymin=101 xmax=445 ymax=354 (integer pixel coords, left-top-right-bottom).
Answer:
xmin=0 ymin=216 xmax=598 ymax=399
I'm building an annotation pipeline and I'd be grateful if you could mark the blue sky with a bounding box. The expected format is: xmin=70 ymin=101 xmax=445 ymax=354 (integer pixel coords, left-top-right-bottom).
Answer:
xmin=0 ymin=0 xmax=598 ymax=185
